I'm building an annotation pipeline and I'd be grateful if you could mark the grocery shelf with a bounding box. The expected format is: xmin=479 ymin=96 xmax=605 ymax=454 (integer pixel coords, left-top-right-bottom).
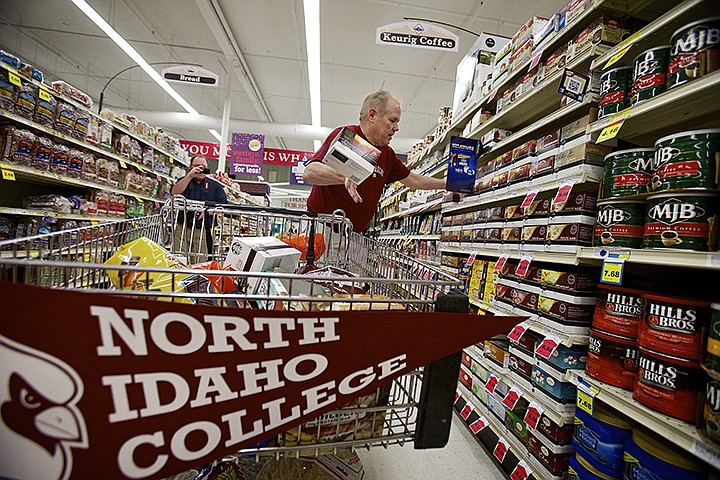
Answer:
xmin=377 ymin=234 xmax=442 ymax=241
xmin=590 ymin=0 xmax=709 ymax=71
xmin=565 ymin=371 xmax=720 ymax=467
xmin=475 ymin=94 xmax=599 ymax=166
xmin=0 ymin=107 xmax=179 ymax=184
xmin=576 ymin=246 xmax=720 ymax=271
xmin=457 ymin=384 xmax=564 ymax=480
xmin=588 ymin=69 xmax=720 ymax=145
xmin=2 ymin=163 xmax=160 ymax=203
xmin=439 ymin=243 xmax=588 ymax=267
xmin=0 ymin=206 xmax=118 ymax=223
xmin=0 ymin=62 xmax=187 ymax=166
xmin=379 ymin=197 xmax=443 ymax=222
xmin=467 ymin=45 xmax=609 ymax=141
xmin=444 ymin=163 xmax=604 ymax=214
xmin=466 ymin=343 xmax=510 ymax=376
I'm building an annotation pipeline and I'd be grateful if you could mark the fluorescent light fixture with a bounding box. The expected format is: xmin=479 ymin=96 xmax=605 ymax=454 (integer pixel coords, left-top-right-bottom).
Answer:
xmin=208 ymin=129 xmax=222 ymax=141
xmin=303 ymin=0 xmax=321 ymax=127
xmin=70 ymin=0 xmax=199 ymax=116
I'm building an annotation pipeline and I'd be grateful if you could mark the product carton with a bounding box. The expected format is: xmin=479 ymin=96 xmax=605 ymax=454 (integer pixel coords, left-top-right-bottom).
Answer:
xmin=321 ymin=127 xmax=379 ymax=184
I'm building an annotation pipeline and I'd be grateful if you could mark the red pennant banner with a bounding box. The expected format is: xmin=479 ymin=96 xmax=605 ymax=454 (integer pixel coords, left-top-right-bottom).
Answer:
xmin=0 ymin=282 xmax=522 ymax=479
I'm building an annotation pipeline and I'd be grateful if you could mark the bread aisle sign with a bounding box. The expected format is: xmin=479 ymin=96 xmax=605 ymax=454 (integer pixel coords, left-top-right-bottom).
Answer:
xmin=0 ymin=281 xmax=523 ymax=479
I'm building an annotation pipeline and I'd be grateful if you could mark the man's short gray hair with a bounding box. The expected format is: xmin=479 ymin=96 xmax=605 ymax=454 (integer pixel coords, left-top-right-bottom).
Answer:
xmin=359 ymin=90 xmax=397 ymax=121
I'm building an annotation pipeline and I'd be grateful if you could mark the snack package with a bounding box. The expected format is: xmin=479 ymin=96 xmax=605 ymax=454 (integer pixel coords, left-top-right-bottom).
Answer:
xmin=66 ymin=149 xmax=84 ymax=178
xmin=278 ymin=232 xmax=326 ymax=261
xmin=15 ymin=82 xmax=37 ymax=118
xmin=284 ymin=385 xmax=390 ymax=452
xmin=1 ymin=127 xmax=35 ymax=166
xmin=105 ymin=236 xmax=199 ymax=304
xmin=189 ymin=260 xmax=237 ymax=294
xmin=31 ymin=136 xmax=53 ymax=170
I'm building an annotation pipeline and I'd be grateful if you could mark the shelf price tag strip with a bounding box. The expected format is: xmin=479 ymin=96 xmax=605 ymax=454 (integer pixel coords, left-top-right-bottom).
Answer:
xmin=691 ymin=438 xmax=720 ymax=466
xmin=576 ymin=377 xmax=600 ymax=416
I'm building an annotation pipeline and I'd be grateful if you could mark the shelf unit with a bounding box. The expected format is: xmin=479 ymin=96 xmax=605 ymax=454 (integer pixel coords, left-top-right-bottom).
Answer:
xmin=2 ymin=163 xmax=160 ymax=203
xmin=409 ymin=0 xmax=720 ymax=475
xmin=0 ymin=62 xmax=187 ymax=166
xmin=0 ymin=107 xmax=178 ymax=184
xmin=456 ymin=384 xmax=565 ymax=480
xmin=0 ymin=206 xmax=119 ymax=223
xmin=565 ymin=371 xmax=720 ymax=466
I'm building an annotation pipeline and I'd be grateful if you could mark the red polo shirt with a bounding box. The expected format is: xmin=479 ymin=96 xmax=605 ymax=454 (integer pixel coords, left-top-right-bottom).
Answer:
xmin=306 ymin=125 xmax=410 ymax=232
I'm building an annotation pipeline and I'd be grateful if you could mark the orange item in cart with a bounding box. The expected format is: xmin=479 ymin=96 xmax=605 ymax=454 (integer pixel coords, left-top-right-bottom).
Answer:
xmin=190 ymin=260 xmax=238 ymax=294
xmin=279 ymin=232 xmax=326 ymax=261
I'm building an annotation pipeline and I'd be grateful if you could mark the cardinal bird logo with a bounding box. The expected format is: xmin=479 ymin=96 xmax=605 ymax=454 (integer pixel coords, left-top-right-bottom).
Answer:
xmin=0 ymin=334 xmax=88 ymax=480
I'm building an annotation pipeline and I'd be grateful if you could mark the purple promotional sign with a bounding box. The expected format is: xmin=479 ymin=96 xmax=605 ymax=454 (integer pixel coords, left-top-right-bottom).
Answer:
xmin=230 ymin=132 xmax=264 ymax=175
xmin=290 ymin=159 xmax=307 ymax=185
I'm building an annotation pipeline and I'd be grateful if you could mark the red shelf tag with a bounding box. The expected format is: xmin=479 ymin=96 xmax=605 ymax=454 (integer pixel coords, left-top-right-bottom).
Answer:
xmin=502 ymin=386 xmax=522 ymax=410
xmin=523 ymin=401 xmax=545 ymax=430
xmin=514 ymin=256 xmax=533 ymax=278
xmin=507 ymin=321 xmax=529 ymax=344
xmin=535 ymin=335 xmax=562 ymax=359
xmin=552 ymin=183 xmax=574 ymax=208
xmin=511 ymin=461 xmax=532 ymax=480
xmin=485 ymin=374 xmax=499 ymax=393
xmin=460 ymin=404 xmax=473 ymax=420
xmin=494 ymin=254 xmax=510 ymax=272
xmin=470 ymin=417 xmax=488 ymax=434
xmin=493 ymin=437 xmax=509 ymax=463
xmin=520 ymin=190 xmax=538 ymax=208
xmin=529 ymin=49 xmax=543 ymax=72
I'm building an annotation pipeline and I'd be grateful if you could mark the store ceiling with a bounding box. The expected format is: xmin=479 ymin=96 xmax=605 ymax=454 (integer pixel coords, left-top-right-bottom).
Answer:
xmin=0 ymin=0 xmax=568 ymax=153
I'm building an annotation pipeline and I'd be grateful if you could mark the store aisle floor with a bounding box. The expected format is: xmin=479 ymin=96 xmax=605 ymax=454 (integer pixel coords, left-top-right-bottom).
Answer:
xmin=358 ymin=414 xmax=504 ymax=479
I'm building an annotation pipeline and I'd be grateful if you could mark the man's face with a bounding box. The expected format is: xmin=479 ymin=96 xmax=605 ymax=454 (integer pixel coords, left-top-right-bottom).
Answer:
xmin=190 ymin=157 xmax=208 ymax=179
xmin=367 ymin=98 xmax=401 ymax=147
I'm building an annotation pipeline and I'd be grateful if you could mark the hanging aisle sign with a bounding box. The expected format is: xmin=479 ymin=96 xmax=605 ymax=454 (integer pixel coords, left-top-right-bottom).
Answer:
xmin=0 ymin=281 xmax=524 ymax=479
xmin=162 ymin=65 xmax=219 ymax=86
xmin=376 ymin=21 xmax=459 ymax=52
xmin=230 ymin=133 xmax=265 ymax=176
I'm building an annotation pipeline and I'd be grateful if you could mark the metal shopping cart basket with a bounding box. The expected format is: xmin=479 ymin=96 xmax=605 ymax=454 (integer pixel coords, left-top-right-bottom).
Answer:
xmin=0 ymin=197 xmax=470 ymax=468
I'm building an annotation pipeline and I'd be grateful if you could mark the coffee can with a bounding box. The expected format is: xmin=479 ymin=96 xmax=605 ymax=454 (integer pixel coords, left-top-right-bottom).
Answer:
xmin=667 ymin=17 xmax=720 ymax=89
xmin=651 ymin=128 xmax=720 ymax=192
xmin=643 ymin=191 xmax=720 ymax=251
xmin=630 ymin=46 xmax=670 ymax=105
xmin=599 ymin=67 xmax=632 ymax=118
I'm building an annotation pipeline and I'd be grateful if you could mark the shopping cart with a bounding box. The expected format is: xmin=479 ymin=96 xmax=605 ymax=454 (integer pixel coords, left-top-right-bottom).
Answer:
xmin=0 ymin=198 xmax=469 ymax=468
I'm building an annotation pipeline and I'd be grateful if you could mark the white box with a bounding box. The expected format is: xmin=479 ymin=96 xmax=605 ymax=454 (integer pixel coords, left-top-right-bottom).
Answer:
xmin=322 ymin=127 xmax=379 ymax=184
xmin=223 ymin=236 xmax=301 ymax=292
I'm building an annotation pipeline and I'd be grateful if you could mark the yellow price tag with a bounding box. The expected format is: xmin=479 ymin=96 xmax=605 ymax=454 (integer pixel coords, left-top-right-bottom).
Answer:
xmin=601 ymin=258 xmax=625 ymax=285
xmin=119 ymin=159 xmax=127 ymax=169
xmin=8 ymin=71 xmax=21 ymax=87
xmin=2 ymin=168 xmax=16 ymax=181
xmin=596 ymin=109 xmax=632 ymax=144
xmin=604 ymin=33 xmax=641 ymax=70
xmin=90 ymin=220 xmax=99 ymax=226
xmin=577 ymin=389 xmax=594 ymax=415
xmin=38 ymin=88 xmax=51 ymax=102
xmin=134 ymin=195 xmax=142 ymax=203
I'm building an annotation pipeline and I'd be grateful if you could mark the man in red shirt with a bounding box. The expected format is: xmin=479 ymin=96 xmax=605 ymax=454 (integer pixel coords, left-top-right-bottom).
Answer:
xmin=304 ymin=90 xmax=446 ymax=233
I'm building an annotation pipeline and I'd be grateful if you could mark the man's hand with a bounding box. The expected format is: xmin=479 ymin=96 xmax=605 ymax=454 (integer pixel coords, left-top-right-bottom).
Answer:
xmin=188 ymin=165 xmax=205 ymax=179
xmin=344 ymin=177 xmax=362 ymax=203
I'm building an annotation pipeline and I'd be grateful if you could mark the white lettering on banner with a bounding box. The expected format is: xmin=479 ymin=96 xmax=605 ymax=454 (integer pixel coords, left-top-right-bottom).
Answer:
xmin=91 ymin=306 xmax=341 ymax=355
xmin=114 ymin=353 xmax=408 ymax=478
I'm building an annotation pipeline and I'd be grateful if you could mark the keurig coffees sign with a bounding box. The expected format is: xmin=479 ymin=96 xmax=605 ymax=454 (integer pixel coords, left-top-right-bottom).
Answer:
xmin=376 ymin=22 xmax=459 ymax=52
